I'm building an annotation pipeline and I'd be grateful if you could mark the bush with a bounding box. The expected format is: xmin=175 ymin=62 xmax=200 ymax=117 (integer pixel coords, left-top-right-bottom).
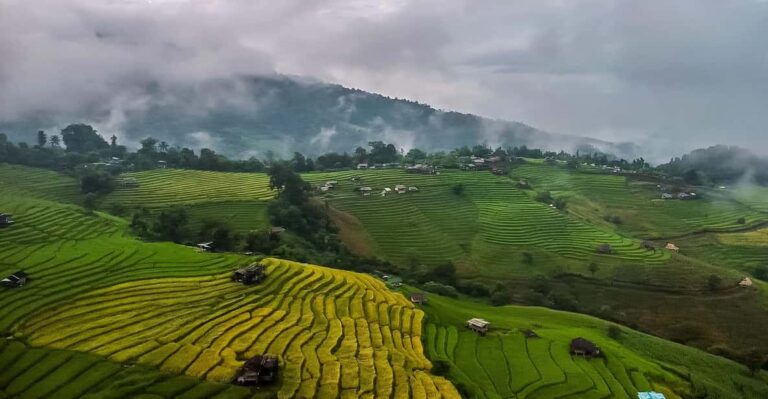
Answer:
xmin=604 ymin=215 xmax=623 ymax=224
xmin=83 ymin=193 xmax=98 ymax=213
xmin=423 ymin=281 xmax=458 ymax=298
xmin=451 ymin=183 xmax=465 ymax=196
xmin=607 ymin=325 xmax=622 ymax=339
xmin=737 ymin=217 xmax=746 ymax=224
xmin=553 ymin=198 xmax=567 ymax=210
xmin=430 ymin=360 xmax=451 ymax=376
xmin=490 ymin=291 xmax=510 ymax=306
xmin=707 ymin=274 xmax=722 ymax=291
xmin=754 ymin=265 xmax=768 ymax=281
xmin=535 ymin=191 xmax=552 ymax=203
xmin=522 ymin=252 xmax=534 ymax=265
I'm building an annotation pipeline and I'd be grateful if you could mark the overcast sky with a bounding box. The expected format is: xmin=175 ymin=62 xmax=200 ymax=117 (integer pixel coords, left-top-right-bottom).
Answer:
xmin=2 ymin=0 xmax=768 ymax=156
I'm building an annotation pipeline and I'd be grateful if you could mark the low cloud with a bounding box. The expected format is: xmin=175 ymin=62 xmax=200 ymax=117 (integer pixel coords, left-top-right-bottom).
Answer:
xmin=1 ymin=0 xmax=767 ymax=157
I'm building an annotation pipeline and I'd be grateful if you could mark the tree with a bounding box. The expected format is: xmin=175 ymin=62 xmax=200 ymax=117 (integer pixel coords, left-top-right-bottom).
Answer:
xmin=159 ymin=141 xmax=169 ymax=153
xmin=535 ymin=191 xmax=552 ymax=203
xmin=110 ymin=135 xmax=118 ymax=148
xmin=80 ymin=170 xmax=115 ymax=195
xmin=431 ymin=360 xmax=451 ymax=376
xmin=139 ymin=137 xmax=158 ymax=154
xmin=707 ymin=274 xmax=722 ymax=291
xmin=451 ymin=183 xmax=465 ymax=196
xmin=588 ymin=262 xmax=599 ymax=277
xmin=49 ymin=135 xmax=60 ymax=148
xmin=36 ymin=130 xmax=47 ymax=148
xmin=152 ymin=207 xmax=188 ymax=242
xmin=83 ymin=193 xmax=98 ymax=213
xmin=737 ymin=217 xmax=746 ymax=225
xmin=61 ymin=124 xmax=109 ymax=153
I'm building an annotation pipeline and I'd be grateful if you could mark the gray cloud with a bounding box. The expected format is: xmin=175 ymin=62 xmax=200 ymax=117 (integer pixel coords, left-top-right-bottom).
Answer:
xmin=1 ymin=0 xmax=768 ymax=159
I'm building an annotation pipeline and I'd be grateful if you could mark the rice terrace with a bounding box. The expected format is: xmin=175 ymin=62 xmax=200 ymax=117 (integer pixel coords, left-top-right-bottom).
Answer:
xmin=3 ymin=3 xmax=768 ymax=395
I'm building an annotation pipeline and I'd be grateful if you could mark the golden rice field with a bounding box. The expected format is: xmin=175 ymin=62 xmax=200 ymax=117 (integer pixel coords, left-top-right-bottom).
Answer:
xmin=17 ymin=258 xmax=459 ymax=399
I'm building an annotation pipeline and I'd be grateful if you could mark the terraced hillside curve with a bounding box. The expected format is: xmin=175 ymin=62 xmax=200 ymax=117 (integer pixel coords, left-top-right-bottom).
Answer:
xmin=18 ymin=258 xmax=459 ymax=399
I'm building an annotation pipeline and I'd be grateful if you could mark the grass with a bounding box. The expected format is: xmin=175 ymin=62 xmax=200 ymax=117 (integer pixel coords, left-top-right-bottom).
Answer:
xmin=419 ymin=290 xmax=768 ymax=399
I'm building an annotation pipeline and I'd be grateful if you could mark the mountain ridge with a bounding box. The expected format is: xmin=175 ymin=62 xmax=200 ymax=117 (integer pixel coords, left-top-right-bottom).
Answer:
xmin=0 ymin=75 xmax=640 ymax=159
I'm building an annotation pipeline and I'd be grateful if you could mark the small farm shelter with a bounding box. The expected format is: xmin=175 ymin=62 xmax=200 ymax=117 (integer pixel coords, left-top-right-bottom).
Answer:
xmin=359 ymin=187 xmax=373 ymax=196
xmin=234 ymin=355 xmax=278 ymax=386
xmin=637 ymin=392 xmax=666 ymax=399
xmin=410 ymin=292 xmax=427 ymax=305
xmin=665 ymin=242 xmax=679 ymax=252
xmin=157 ymin=160 xmax=167 ymax=169
xmin=395 ymin=184 xmax=407 ymax=193
xmin=197 ymin=242 xmax=213 ymax=252
xmin=596 ymin=243 xmax=613 ymax=254
xmin=232 ymin=264 xmax=265 ymax=285
xmin=466 ymin=318 xmax=490 ymax=335
xmin=0 ymin=213 xmax=14 ymax=227
xmin=357 ymin=163 xmax=369 ymax=169
xmin=642 ymin=240 xmax=656 ymax=251
xmin=325 ymin=180 xmax=338 ymax=187
xmin=570 ymin=337 xmax=601 ymax=357
xmin=1 ymin=271 xmax=27 ymax=288
xmin=661 ymin=193 xmax=673 ymax=199
xmin=269 ymin=227 xmax=286 ymax=237
xmin=739 ymin=277 xmax=753 ymax=287
xmin=408 ymin=186 xmax=419 ymax=192
xmin=319 ymin=185 xmax=330 ymax=192
xmin=522 ymin=329 xmax=539 ymax=338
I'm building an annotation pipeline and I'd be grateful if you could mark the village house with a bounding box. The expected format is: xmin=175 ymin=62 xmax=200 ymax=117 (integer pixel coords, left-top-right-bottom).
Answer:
xmin=234 ymin=355 xmax=278 ymax=386
xmin=739 ymin=277 xmax=753 ymax=288
xmin=357 ymin=163 xmax=369 ymax=170
xmin=157 ymin=160 xmax=167 ymax=169
xmin=232 ymin=264 xmax=265 ymax=285
xmin=197 ymin=242 xmax=213 ymax=252
xmin=466 ymin=318 xmax=490 ymax=335
xmin=269 ymin=227 xmax=286 ymax=238
xmin=570 ymin=337 xmax=602 ymax=357
xmin=665 ymin=242 xmax=679 ymax=253
xmin=596 ymin=243 xmax=614 ymax=254
xmin=0 ymin=213 xmax=14 ymax=227
xmin=410 ymin=292 xmax=427 ymax=305
xmin=0 ymin=271 xmax=28 ymax=288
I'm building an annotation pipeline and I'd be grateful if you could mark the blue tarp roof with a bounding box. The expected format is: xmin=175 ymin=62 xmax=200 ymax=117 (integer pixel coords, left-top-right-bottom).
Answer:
xmin=638 ymin=392 xmax=666 ymax=399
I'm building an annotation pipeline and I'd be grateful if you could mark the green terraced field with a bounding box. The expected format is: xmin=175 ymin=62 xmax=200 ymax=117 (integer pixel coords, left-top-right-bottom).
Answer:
xmin=0 ymin=164 xmax=82 ymax=203
xmin=420 ymin=291 xmax=768 ymax=399
xmin=509 ymin=164 xmax=767 ymax=237
xmin=106 ymin=169 xmax=275 ymax=207
xmin=305 ymin=169 xmax=670 ymax=278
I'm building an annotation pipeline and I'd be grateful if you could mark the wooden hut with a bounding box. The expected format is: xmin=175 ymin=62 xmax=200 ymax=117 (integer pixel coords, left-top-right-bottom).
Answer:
xmin=232 ymin=264 xmax=265 ymax=285
xmin=234 ymin=355 xmax=278 ymax=386
xmin=466 ymin=318 xmax=490 ymax=335
xmin=570 ymin=337 xmax=602 ymax=357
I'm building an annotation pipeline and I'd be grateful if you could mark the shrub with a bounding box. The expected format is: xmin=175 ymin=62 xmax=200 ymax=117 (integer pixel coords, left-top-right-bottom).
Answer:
xmin=604 ymin=215 xmax=623 ymax=224
xmin=607 ymin=325 xmax=622 ymax=339
xmin=754 ymin=265 xmax=768 ymax=281
xmin=707 ymin=274 xmax=722 ymax=291
xmin=451 ymin=183 xmax=465 ymax=196
xmin=422 ymin=281 xmax=458 ymax=298
xmin=430 ymin=360 xmax=451 ymax=376
xmin=737 ymin=217 xmax=746 ymax=224
xmin=490 ymin=291 xmax=510 ymax=306
xmin=535 ymin=191 xmax=552 ymax=203
xmin=522 ymin=252 xmax=534 ymax=265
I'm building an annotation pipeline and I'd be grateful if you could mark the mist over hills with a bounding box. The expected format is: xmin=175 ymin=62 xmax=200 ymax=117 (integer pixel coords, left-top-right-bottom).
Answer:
xmin=0 ymin=75 xmax=639 ymax=159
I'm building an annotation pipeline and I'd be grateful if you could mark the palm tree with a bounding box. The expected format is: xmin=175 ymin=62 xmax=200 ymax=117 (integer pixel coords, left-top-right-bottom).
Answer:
xmin=159 ymin=141 xmax=169 ymax=153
